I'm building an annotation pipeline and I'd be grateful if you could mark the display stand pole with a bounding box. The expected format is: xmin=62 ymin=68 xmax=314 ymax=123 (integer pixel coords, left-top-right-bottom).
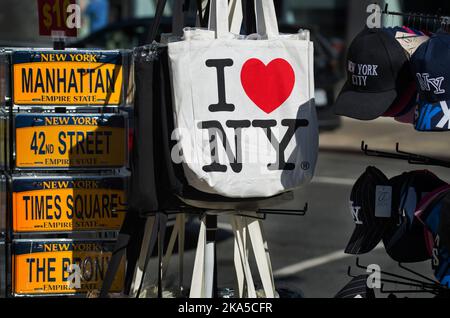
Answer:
xmin=204 ymin=214 xmax=217 ymax=298
xmin=189 ymin=212 xmax=276 ymax=298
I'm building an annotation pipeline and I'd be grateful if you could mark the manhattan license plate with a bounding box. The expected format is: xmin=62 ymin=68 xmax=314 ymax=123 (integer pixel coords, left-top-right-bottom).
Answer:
xmin=12 ymin=50 xmax=125 ymax=106
xmin=12 ymin=239 xmax=125 ymax=295
xmin=14 ymin=113 xmax=127 ymax=169
xmin=12 ymin=175 xmax=128 ymax=233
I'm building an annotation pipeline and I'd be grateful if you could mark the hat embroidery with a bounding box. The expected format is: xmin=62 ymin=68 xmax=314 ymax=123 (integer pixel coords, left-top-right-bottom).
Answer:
xmin=416 ymin=73 xmax=445 ymax=95
xmin=348 ymin=60 xmax=379 ymax=87
xmin=350 ymin=202 xmax=363 ymax=225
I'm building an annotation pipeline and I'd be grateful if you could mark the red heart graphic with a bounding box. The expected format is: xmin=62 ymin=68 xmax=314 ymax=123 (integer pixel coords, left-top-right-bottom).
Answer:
xmin=240 ymin=58 xmax=295 ymax=114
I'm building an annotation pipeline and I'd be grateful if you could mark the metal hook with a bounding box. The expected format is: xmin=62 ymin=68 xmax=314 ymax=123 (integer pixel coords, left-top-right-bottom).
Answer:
xmin=355 ymin=258 xmax=441 ymax=289
xmin=398 ymin=263 xmax=439 ymax=284
xmin=347 ymin=266 xmax=358 ymax=278
xmin=258 ymin=202 xmax=308 ymax=217
xmin=380 ymin=283 xmax=439 ymax=295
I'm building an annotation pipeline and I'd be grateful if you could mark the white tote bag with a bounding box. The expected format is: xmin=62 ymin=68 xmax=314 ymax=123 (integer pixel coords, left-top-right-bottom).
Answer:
xmin=168 ymin=0 xmax=318 ymax=198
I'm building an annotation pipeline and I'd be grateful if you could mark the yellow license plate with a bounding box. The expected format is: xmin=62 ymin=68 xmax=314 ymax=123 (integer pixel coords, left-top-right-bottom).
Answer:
xmin=12 ymin=176 xmax=127 ymax=232
xmin=13 ymin=240 xmax=125 ymax=295
xmin=15 ymin=113 xmax=127 ymax=169
xmin=12 ymin=50 xmax=123 ymax=106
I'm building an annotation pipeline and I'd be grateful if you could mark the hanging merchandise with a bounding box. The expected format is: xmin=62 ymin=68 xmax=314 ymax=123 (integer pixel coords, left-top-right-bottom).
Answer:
xmin=412 ymin=33 xmax=450 ymax=131
xmin=416 ymin=193 xmax=450 ymax=287
xmin=167 ymin=0 xmax=318 ymax=198
xmin=11 ymin=239 xmax=125 ymax=296
xmin=8 ymin=49 xmax=132 ymax=108
xmin=333 ymin=28 xmax=413 ymax=121
xmin=130 ymin=0 xmax=311 ymax=214
xmin=129 ymin=0 xmax=193 ymax=215
xmin=381 ymin=27 xmax=428 ymax=123
xmin=383 ymin=171 xmax=448 ymax=263
xmin=7 ymin=174 xmax=128 ymax=233
xmin=1 ymin=111 xmax=128 ymax=170
xmin=441 ymin=199 xmax=450 ymax=251
xmin=345 ymin=167 xmax=393 ymax=255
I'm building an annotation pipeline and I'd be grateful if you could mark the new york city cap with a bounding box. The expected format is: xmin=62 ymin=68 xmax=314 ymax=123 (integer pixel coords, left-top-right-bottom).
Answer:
xmin=334 ymin=28 xmax=411 ymax=120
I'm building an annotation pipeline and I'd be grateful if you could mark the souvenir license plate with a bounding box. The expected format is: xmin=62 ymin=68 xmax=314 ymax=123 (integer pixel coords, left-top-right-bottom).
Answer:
xmin=13 ymin=240 xmax=124 ymax=295
xmin=14 ymin=113 xmax=127 ymax=169
xmin=12 ymin=176 xmax=127 ymax=233
xmin=12 ymin=50 xmax=123 ymax=106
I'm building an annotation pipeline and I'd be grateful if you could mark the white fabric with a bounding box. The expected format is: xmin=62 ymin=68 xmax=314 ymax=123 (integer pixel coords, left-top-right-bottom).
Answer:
xmin=229 ymin=0 xmax=243 ymax=35
xmin=168 ymin=0 xmax=318 ymax=198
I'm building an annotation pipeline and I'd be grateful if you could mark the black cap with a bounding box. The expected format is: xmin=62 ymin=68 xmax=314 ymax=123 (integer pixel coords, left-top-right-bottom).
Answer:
xmin=334 ymin=28 xmax=411 ymax=120
xmin=334 ymin=275 xmax=375 ymax=299
xmin=383 ymin=171 xmax=447 ymax=263
xmin=345 ymin=167 xmax=393 ymax=255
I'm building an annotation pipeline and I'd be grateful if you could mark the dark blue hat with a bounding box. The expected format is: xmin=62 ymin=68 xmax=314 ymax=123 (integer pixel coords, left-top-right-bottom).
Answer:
xmin=412 ymin=33 xmax=450 ymax=131
xmin=383 ymin=171 xmax=447 ymax=263
xmin=416 ymin=192 xmax=450 ymax=287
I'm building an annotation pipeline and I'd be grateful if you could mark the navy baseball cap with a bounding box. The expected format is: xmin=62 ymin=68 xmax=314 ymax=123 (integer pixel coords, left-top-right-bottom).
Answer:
xmin=416 ymin=193 xmax=450 ymax=287
xmin=440 ymin=197 xmax=450 ymax=251
xmin=334 ymin=28 xmax=412 ymax=120
xmin=383 ymin=171 xmax=447 ymax=263
xmin=412 ymin=33 xmax=450 ymax=131
xmin=345 ymin=167 xmax=394 ymax=255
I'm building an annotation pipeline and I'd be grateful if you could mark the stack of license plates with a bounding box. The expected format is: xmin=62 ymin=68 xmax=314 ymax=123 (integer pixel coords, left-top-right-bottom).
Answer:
xmin=0 ymin=48 xmax=133 ymax=297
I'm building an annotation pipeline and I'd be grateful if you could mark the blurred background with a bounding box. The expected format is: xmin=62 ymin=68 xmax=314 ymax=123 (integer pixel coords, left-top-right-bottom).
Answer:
xmin=2 ymin=0 xmax=450 ymax=298
xmin=2 ymin=0 xmax=450 ymax=133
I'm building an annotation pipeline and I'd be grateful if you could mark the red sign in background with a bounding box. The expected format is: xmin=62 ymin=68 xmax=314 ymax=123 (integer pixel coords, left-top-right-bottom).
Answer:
xmin=37 ymin=0 xmax=78 ymax=37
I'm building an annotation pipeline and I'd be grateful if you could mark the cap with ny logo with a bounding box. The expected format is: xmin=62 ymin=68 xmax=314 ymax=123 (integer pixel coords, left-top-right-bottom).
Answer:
xmin=412 ymin=32 xmax=450 ymax=131
xmin=345 ymin=167 xmax=396 ymax=255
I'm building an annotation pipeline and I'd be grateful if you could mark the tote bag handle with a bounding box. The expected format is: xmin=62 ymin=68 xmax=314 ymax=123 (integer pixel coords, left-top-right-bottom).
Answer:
xmin=145 ymin=0 xmax=168 ymax=43
xmin=254 ymin=0 xmax=279 ymax=39
xmin=208 ymin=0 xmax=279 ymax=39
xmin=172 ymin=0 xmax=187 ymax=36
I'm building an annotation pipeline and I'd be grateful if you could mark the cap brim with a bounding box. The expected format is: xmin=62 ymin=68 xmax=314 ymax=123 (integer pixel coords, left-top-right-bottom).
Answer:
xmin=334 ymin=275 xmax=375 ymax=299
xmin=345 ymin=224 xmax=386 ymax=255
xmin=334 ymin=84 xmax=398 ymax=120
